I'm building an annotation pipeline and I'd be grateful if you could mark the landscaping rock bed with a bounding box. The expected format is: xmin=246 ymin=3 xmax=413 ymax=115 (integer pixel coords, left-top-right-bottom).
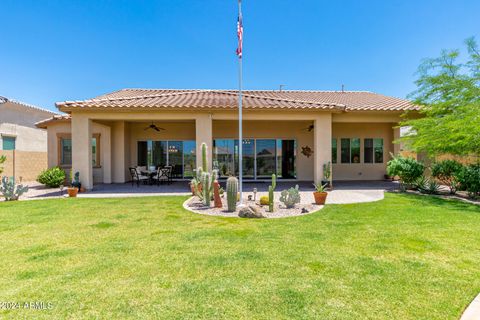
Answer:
xmin=184 ymin=196 xmax=323 ymax=218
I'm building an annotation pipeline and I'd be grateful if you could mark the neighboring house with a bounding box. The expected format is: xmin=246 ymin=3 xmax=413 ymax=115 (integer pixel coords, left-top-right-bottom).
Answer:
xmin=0 ymin=96 xmax=57 ymax=181
xmin=36 ymin=89 xmax=419 ymax=189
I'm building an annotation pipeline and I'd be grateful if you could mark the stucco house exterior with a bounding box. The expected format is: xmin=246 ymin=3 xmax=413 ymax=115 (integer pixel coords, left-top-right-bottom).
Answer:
xmin=36 ymin=89 xmax=418 ymax=190
xmin=0 ymin=96 xmax=57 ymax=180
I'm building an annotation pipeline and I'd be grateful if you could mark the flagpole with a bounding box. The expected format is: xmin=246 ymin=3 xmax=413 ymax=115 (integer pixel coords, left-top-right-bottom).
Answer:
xmin=238 ymin=0 xmax=243 ymax=205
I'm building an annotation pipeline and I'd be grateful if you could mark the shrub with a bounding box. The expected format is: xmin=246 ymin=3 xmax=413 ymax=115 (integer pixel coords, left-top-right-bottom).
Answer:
xmin=457 ymin=164 xmax=480 ymax=199
xmin=37 ymin=167 xmax=66 ymax=187
xmin=431 ymin=160 xmax=464 ymax=194
xmin=0 ymin=155 xmax=5 ymax=175
xmin=280 ymin=185 xmax=301 ymax=208
xmin=387 ymin=155 xmax=425 ymax=190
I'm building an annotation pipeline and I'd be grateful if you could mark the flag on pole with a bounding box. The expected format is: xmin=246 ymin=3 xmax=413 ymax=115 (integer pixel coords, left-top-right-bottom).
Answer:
xmin=236 ymin=7 xmax=243 ymax=58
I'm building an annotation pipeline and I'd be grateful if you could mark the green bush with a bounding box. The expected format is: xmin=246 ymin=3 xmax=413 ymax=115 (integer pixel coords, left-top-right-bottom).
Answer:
xmin=37 ymin=167 xmax=66 ymax=188
xmin=457 ymin=164 xmax=480 ymax=199
xmin=431 ymin=160 xmax=464 ymax=194
xmin=387 ymin=155 xmax=425 ymax=190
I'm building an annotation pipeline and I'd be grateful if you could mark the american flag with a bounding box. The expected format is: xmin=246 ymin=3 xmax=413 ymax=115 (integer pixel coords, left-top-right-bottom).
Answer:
xmin=236 ymin=9 xmax=243 ymax=58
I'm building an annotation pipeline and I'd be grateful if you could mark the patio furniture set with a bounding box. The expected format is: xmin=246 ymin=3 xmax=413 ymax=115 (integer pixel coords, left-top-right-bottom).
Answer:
xmin=129 ymin=166 xmax=173 ymax=187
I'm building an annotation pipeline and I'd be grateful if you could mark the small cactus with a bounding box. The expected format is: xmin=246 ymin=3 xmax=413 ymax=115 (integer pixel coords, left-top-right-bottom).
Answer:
xmin=226 ymin=176 xmax=238 ymax=212
xmin=0 ymin=176 xmax=29 ymax=201
xmin=268 ymin=173 xmax=276 ymax=212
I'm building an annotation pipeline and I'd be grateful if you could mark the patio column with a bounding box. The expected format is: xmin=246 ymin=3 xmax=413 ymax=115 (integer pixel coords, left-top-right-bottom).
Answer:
xmin=313 ymin=113 xmax=332 ymax=184
xmin=195 ymin=114 xmax=212 ymax=171
xmin=102 ymin=125 xmax=112 ymax=184
xmin=72 ymin=114 xmax=93 ymax=190
xmin=112 ymin=121 xmax=127 ymax=183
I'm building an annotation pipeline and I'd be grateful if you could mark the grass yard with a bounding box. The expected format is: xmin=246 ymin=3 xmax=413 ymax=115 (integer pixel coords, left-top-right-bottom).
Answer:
xmin=1 ymin=193 xmax=480 ymax=319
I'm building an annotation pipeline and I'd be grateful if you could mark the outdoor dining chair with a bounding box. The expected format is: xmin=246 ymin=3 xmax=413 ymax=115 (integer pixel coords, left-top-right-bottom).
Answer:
xmin=129 ymin=167 xmax=149 ymax=187
xmin=156 ymin=167 xmax=171 ymax=185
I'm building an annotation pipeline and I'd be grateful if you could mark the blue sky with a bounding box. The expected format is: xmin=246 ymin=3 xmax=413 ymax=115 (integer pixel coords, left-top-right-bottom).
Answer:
xmin=1 ymin=0 xmax=479 ymax=112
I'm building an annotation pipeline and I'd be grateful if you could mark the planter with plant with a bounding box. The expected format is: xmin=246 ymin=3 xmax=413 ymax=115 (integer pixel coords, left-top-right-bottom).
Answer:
xmin=312 ymin=182 xmax=328 ymax=205
xmin=322 ymin=162 xmax=332 ymax=189
xmin=67 ymin=170 xmax=79 ymax=197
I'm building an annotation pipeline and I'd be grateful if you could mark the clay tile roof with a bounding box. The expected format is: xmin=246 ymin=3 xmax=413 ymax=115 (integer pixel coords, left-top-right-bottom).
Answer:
xmin=35 ymin=114 xmax=71 ymax=128
xmin=56 ymin=89 xmax=419 ymax=112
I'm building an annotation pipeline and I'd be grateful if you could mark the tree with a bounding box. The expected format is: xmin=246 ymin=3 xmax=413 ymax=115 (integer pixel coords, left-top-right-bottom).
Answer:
xmin=400 ymin=37 xmax=480 ymax=157
xmin=0 ymin=155 xmax=5 ymax=175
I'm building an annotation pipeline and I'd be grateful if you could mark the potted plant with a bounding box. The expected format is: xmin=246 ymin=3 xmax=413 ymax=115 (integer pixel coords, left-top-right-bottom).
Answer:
xmin=321 ymin=162 xmax=331 ymax=189
xmin=313 ymin=182 xmax=328 ymax=205
xmin=67 ymin=170 xmax=79 ymax=198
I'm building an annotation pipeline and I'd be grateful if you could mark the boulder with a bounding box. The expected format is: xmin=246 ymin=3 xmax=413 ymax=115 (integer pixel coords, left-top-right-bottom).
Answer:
xmin=238 ymin=205 xmax=265 ymax=218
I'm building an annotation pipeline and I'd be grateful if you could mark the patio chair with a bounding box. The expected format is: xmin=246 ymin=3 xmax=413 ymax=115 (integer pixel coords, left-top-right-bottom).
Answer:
xmin=164 ymin=165 xmax=173 ymax=183
xmin=155 ymin=167 xmax=170 ymax=185
xmin=129 ymin=167 xmax=149 ymax=187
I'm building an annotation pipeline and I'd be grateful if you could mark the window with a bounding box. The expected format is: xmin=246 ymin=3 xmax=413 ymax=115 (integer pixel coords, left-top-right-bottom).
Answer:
xmin=364 ymin=138 xmax=383 ymax=163
xmin=57 ymin=133 xmax=100 ymax=167
xmin=92 ymin=134 xmax=101 ymax=167
xmin=2 ymin=136 xmax=16 ymax=150
xmin=341 ymin=138 xmax=360 ymax=164
xmin=332 ymin=138 xmax=337 ymax=164
xmin=60 ymin=138 xmax=72 ymax=165
xmin=364 ymin=139 xmax=374 ymax=163
xmin=374 ymin=138 xmax=384 ymax=163
xmin=341 ymin=139 xmax=350 ymax=163
xmin=351 ymin=138 xmax=360 ymax=163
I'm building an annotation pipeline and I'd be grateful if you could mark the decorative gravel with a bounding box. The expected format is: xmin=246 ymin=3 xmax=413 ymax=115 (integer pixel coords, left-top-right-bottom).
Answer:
xmin=184 ymin=196 xmax=323 ymax=218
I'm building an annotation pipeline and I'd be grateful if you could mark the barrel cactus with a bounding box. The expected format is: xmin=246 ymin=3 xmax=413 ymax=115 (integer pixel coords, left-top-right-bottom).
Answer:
xmin=226 ymin=176 xmax=238 ymax=212
xmin=268 ymin=173 xmax=277 ymax=212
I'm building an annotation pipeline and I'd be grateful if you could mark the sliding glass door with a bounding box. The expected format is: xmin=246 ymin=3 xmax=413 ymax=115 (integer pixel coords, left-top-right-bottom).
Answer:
xmin=137 ymin=140 xmax=196 ymax=178
xmin=213 ymin=138 xmax=296 ymax=179
xmin=256 ymin=139 xmax=276 ymax=178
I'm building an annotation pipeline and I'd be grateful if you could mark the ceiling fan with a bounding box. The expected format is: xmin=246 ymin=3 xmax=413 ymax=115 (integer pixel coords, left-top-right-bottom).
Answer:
xmin=144 ymin=122 xmax=165 ymax=132
xmin=302 ymin=124 xmax=314 ymax=132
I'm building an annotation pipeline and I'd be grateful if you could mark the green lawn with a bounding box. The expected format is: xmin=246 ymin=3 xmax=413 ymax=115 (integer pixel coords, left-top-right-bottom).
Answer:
xmin=1 ymin=194 xmax=479 ymax=319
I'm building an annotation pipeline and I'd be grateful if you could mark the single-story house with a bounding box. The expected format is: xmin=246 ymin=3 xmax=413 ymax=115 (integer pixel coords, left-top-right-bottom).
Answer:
xmin=0 ymin=96 xmax=57 ymax=180
xmin=36 ymin=89 xmax=419 ymax=190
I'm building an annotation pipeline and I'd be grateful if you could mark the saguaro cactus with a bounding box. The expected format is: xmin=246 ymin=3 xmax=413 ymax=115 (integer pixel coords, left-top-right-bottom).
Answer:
xmin=201 ymin=172 xmax=211 ymax=206
xmin=226 ymin=176 xmax=238 ymax=212
xmin=201 ymin=142 xmax=208 ymax=172
xmin=268 ymin=173 xmax=276 ymax=212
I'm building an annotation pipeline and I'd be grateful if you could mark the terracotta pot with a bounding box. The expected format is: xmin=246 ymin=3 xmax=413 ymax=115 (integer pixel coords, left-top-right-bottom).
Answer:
xmin=313 ymin=192 xmax=327 ymax=205
xmin=67 ymin=187 xmax=78 ymax=198
xmin=190 ymin=182 xmax=202 ymax=195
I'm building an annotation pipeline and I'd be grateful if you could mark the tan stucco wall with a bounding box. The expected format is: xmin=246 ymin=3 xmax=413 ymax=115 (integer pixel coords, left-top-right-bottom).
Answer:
xmin=46 ymin=121 xmax=111 ymax=184
xmin=332 ymin=123 xmax=395 ymax=180
xmin=0 ymin=101 xmax=55 ymax=128
xmin=0 ymin=123 xmax=47 ymax=152
xmin=0 ymin=101 xmax=55 ymax=153
xmin=44 ymin=109 xmax=406 ymax=185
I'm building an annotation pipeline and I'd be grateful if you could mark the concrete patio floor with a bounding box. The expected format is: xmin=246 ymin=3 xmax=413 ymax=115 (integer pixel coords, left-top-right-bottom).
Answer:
xmin=18 ymin=180 xmax=397 ymax=204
